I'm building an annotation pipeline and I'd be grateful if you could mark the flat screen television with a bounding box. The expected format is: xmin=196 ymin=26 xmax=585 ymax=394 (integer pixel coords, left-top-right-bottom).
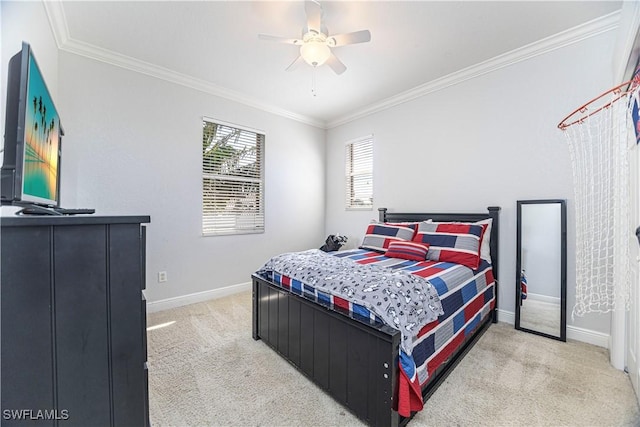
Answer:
xmin=2 ymin=41 xmax=63 ymax=208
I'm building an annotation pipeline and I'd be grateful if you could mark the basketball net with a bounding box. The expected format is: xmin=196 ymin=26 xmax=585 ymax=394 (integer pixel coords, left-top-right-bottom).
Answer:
xmin=560 ymin=76 xmax=640 ymax=317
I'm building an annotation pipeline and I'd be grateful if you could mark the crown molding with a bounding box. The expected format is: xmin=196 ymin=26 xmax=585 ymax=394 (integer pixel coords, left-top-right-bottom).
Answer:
xmin=43 ymin=2 xmax=620 ymax=132
xmin=327 ymin=10 xmax=621 ymax=129
xmin=42 ymin=0 xmax=69 ymax=49
xmin=42 ymin=2 xmax=325 ymax=129
xmin=61 ymin=38 xmax=326 ymax=129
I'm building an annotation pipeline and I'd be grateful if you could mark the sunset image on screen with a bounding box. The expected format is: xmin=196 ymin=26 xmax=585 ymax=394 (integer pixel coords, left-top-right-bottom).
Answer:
xmin=23 ymin=54 xmax=59 ymax=202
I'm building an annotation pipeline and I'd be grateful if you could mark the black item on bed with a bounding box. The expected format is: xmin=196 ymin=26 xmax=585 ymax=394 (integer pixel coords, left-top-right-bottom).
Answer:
xmin=319 ymin=234 xmax=348 ymax=252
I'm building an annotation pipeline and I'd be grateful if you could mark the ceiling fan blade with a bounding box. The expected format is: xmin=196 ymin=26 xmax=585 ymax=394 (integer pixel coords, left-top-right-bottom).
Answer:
xmin=326 ymin=53 xmax=346 ymax=75
xmin=285 ymin=55 xmax=305 ymax=72
xmin=305 ymin=0 xmax=322 ymax=33
xmin=258 ymin=34 xmax=303 ymax=45
xmin=327 ymin=30 xmax=371 ymax=47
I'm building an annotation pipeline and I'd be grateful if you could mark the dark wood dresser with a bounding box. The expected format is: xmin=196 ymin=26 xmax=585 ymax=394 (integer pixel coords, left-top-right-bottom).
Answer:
xmin=1 ymin=215 xmax=150 ymax=426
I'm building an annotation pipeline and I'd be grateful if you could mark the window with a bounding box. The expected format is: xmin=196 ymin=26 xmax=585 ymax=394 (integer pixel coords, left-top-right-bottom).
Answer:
xmin=202 ymin=118 xmax=264 ymax=235
xmin=345 ymin=135 xmax=373 ymax=209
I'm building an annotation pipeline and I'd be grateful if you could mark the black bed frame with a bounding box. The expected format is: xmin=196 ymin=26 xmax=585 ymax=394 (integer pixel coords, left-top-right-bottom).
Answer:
xmin=252 ymin=207 xmax=500 ymax=427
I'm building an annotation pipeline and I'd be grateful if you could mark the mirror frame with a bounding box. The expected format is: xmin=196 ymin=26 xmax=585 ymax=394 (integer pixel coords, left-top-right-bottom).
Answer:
xmin=515 ymin=199 xmax=567 ymax=341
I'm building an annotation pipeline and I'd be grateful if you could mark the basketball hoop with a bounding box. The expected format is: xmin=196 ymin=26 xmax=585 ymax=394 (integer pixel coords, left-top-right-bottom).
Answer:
xmin=557 ymin=75 xmax=639 ymax=317
xmin=557 ymin=79 xmax=634 ymax=130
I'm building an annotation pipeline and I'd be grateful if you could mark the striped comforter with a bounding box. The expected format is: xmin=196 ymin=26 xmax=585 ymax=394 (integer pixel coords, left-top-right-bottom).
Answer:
xmin=334 ymin=249 xmax=495 ymax=385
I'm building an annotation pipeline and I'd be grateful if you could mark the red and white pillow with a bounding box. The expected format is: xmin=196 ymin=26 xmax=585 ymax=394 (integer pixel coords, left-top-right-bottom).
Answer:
xmin=426 ymin=218 xmax=492 ymax=263
xmin=385 ymin=241 xmax=430 ymax=261
xmin=413 ymin=222 xmax=485 ymax=269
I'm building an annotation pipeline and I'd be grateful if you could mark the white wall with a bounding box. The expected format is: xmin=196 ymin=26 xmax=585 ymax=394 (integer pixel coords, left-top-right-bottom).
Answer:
xmin=56 ymin=52 xmax=326 ymax=303
xmin=1 ymin=1 xmax=59 ymax=166
xmin=325 ymin=29 xmax=618 ymax=335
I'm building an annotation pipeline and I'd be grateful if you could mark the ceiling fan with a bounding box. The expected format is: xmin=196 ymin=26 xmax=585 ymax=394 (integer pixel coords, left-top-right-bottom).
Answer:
xmin=258 ymin=0 xmax=371 ymax=75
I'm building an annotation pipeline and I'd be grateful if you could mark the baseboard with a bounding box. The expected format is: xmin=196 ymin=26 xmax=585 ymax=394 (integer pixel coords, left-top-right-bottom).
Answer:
xmin=147 ymin=288 xmax=611 ymax=347
xmin=497 ymin=309 xmax=515 ymax=325
xmin=497 ymin=309 xmax=609 ymax=348
xmin=570 ymin=325 xmax=609 ymax=348
xmin=527 ymin=292 xmax=561 ymax=305
xmin=146 ymin=281 xmax=251 ymax=313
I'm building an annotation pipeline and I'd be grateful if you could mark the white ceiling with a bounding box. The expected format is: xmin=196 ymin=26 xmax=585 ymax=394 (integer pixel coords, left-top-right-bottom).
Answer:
xmin=56 ymin=1 xmax=622 ymax=127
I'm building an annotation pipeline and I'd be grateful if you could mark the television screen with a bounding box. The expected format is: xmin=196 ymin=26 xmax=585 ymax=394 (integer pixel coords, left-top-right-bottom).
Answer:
xmin=22 ymin=51 xmax=61 ymax=205
xmin=2 ymin=42 xmax=62 ymax=207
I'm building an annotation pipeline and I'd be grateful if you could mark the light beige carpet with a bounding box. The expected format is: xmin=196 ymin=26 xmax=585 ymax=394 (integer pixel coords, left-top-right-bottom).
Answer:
xmin=519 ymin=299 xmax=562 ymax=337
xmin=147 ymin=291 xmax=640 ymax=426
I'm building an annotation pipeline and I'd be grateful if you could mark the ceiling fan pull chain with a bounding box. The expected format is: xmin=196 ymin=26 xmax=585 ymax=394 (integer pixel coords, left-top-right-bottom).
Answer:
xmin=311 ymin=67 xmax=317 ymax=97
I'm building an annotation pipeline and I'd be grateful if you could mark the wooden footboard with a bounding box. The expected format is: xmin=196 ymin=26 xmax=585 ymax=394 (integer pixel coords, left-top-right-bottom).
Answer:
xmin=252 ymin=274 xmax=494 ymax=427
xmin=252 ymin=274 xmax=402 ymax=427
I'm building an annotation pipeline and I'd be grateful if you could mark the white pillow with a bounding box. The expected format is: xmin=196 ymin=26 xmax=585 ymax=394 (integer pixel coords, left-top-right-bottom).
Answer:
xmin=476 ymin=218 xmax=493 ymax=263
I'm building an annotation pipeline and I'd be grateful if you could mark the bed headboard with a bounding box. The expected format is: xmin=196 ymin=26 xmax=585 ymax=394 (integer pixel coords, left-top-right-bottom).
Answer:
xmin=378 ymin=206 xmax=501 ymax=317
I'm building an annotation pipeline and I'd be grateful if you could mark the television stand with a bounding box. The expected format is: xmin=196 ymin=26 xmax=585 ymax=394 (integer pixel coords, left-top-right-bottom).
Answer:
xmin=16 ymin=205 xmax=95 ymax=216
xmin=2 ymin=215 xmax=150 ymax=426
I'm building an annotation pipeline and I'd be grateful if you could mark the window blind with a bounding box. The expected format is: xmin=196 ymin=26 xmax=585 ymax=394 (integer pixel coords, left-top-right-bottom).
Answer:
xmin=345 ymin=136 xmax=373 ymax=209
xmin=202 ymin=119 xmax=265 ymax=235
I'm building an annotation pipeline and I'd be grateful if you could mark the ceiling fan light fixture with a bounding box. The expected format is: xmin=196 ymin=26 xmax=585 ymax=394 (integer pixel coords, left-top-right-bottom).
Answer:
xmin=258 ymin=1 xmax=371 ymax=75
xmin=300 ymin=41 xmax=331 ymax=67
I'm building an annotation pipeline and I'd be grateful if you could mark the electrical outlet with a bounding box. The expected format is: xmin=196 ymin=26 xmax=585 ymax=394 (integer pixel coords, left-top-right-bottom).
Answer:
xmin=158 ymin=271 xmax=167 ymax=283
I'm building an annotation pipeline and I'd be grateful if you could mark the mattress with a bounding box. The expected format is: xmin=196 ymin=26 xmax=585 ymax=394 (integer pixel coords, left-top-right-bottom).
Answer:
xmin=257 ymin=248 xmax=496 ymax=415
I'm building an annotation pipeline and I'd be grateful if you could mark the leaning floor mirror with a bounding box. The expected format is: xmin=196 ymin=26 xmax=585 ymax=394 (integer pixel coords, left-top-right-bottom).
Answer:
xmin=515 ymin=199 xmax=567 ymax=341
